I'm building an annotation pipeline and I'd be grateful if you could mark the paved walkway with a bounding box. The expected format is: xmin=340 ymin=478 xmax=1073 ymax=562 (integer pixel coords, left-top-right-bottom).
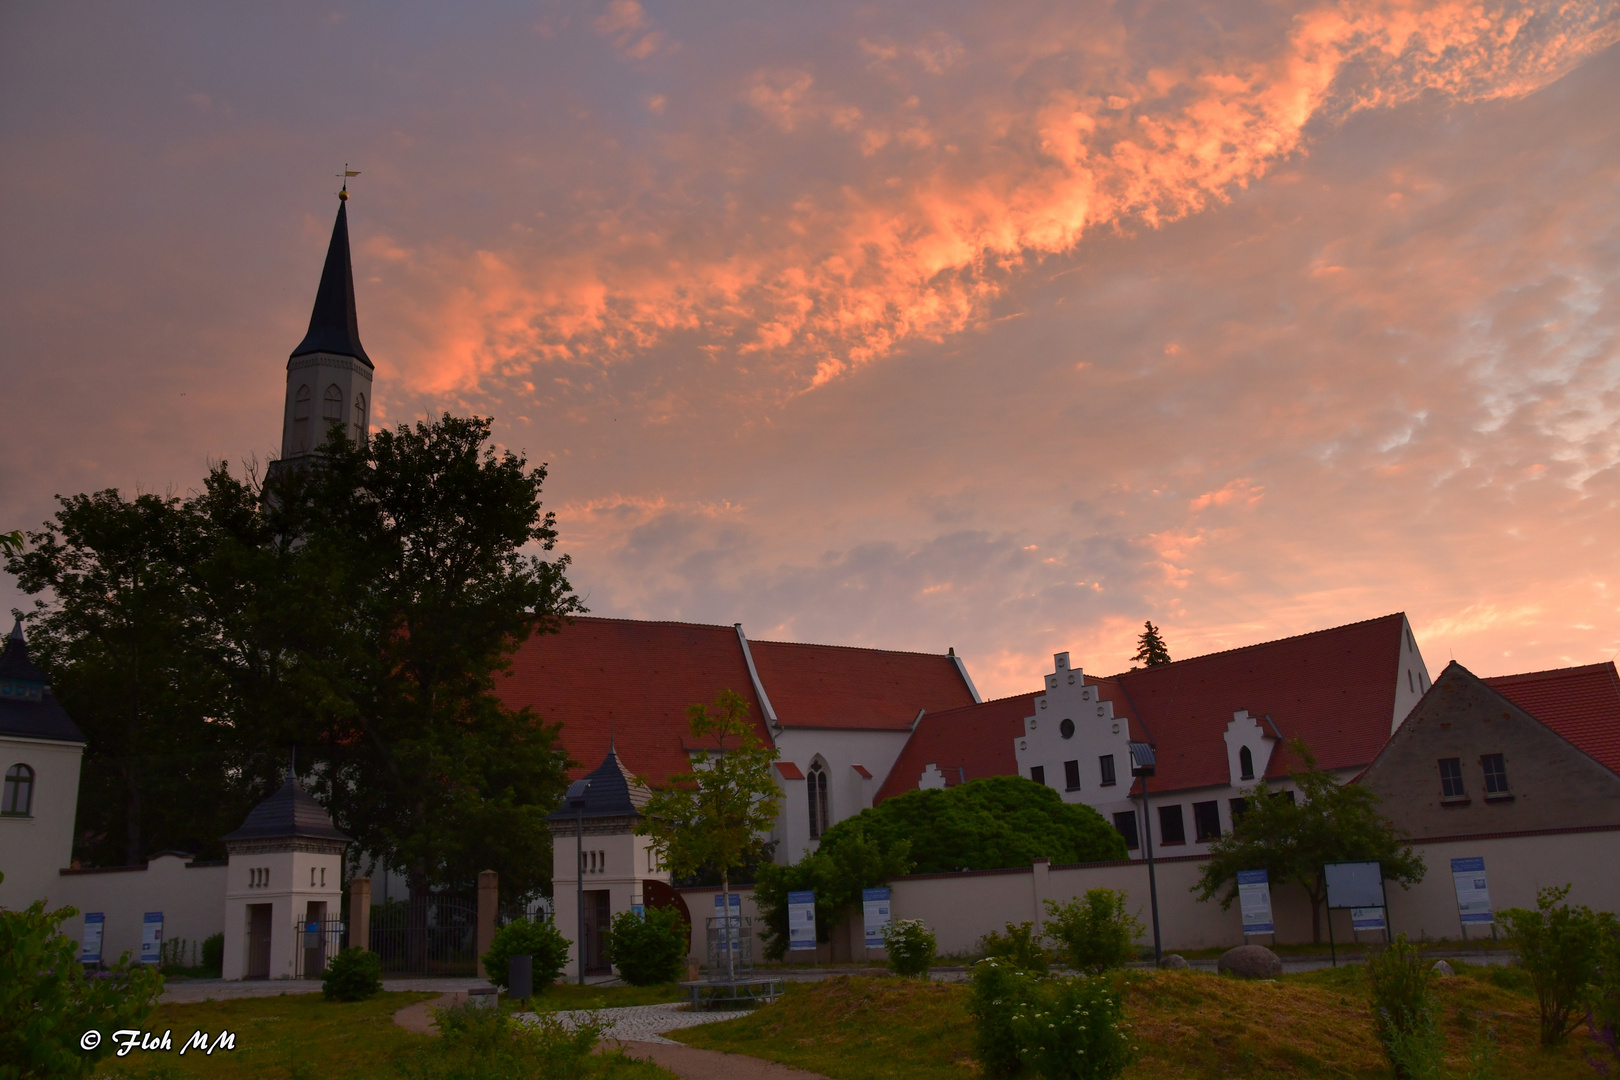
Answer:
xmin=160 ymin=976 xmax=490 ymax=1004
xmin=528 ymin=1003 xmax=749 ymax=1045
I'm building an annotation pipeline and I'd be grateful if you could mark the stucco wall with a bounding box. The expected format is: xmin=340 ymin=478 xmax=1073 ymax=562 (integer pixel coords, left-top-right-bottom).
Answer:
xmin=772 ymin=727 xmax=910 ymax=863
xmin=56 ymin=855 xmax=227 ymax=967
xmin=0 ymin=735 xmax=83 ymax=912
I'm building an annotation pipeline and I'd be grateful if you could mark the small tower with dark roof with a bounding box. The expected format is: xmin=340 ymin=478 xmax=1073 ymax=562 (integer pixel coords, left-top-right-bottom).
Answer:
xmin=546 ymin=745 xmax=677 ymax=979
xmin=220 ymin=775 xmax=351 ymax=980
xmin=279 ymin=185 xmax=375 ymax=461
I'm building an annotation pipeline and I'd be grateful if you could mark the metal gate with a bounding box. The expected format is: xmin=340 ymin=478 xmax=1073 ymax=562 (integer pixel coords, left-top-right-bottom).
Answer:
xmin=292 ymin=917 xmax=348 ymax=979
xmin=369 ymin=894 xmax=479 ymax=976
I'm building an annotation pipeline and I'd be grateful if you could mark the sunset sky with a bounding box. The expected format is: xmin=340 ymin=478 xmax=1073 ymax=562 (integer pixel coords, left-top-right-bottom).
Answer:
xmin=3 ymin=1 xmax=1620 ymax=698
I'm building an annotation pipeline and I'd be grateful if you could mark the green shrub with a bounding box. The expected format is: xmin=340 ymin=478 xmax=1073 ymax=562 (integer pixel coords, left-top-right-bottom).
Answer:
xmin=398 ymin=1000 xmax=607 ymax=1080
xmin=1367 ymin=935 xmax=1439 ymax=1079
xmin=1043 ymin=890 xmax=1144 ymax=974
xmin=483 ymin=918 xmax=571 ymax=991
xmin=968 ymin=958 xmax=1134 ymax=1080
xmin=0 ymin=888 xmax=163 ymax=1080
xmin=979 ymin=921 xmax=1050 ymax=974
xmin=1499 ymin=884 xmax=1616 ymax=1046
xmin=754 ymin=824 xmax=912 ymax=961
xmin=969 ymin=958 xmax=1039 ymax=1078
xmin=883 ymin=918 xmax=937 ymax=978
xmin=1586 ymin=920 xmax=1620 ymax=1065
xmin=201 ymin=932 xmax=224 ymax=975
xmin=607 ymin=907 xmax=689 ymax=986
xmin=321 ymin=946 xmax=382 ymax=1001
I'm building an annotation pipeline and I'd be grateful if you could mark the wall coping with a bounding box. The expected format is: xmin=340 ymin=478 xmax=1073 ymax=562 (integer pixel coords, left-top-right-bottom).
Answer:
xmin=59 ymin=858 xmax=229 ymax=876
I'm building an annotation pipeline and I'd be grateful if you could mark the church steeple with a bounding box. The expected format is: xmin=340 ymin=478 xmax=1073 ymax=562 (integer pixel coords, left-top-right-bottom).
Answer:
xmin=279 ymin=188 xmax=376 ymax=461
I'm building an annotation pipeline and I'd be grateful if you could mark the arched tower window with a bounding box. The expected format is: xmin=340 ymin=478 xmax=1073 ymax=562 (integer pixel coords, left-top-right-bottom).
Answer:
xmin=352 ymin=393 xmax=367 ymax=442
xmin=323 ymin=384 xmax=343 ymax=424
xmin=292 ymin=385 xmax=312 ymax=451
xmin=2 ymin=764 xmax=33 ymax=816
xmin=807 ymin=762 xmax=830 ymax=840
xmin=1239 ymin=746 xmax=1254 ymax=781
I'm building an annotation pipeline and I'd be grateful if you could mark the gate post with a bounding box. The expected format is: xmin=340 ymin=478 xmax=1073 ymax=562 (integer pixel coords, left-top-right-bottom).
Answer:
xmin=350 ymin=877 xmax=371 ymax=955
xmin=476 ymin=870 xmax=499 ymax=978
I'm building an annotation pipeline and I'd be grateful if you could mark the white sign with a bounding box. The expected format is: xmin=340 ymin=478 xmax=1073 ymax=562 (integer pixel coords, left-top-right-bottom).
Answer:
xmin=862 ymin=888 xmax=891 ymax=948
xmin=1451 ymin=857 xmax=1494 ymax=925
xmin=787 ymin=890 xmax=817 ymax=952
xmin=140 ymin=912 xmax=164 ymax=966
xmin=1351 ymin=907 xmax=1387 ymax=932
xmin=1324 ymin=862 xmax=1385 ymax=910
xmin=1237 ymin=870 xmax=1274 ymax=935
xmin=81 ymin=913 xmax=104 ymax=965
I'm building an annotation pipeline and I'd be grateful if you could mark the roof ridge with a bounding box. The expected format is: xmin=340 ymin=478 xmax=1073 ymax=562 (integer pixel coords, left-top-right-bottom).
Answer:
xmin=1104 ymin=612 xmax=1405 ymax=680
xmin=1483 ymin=661 xmax=1619 ymax=682
xmin=921 ymin=690 xmax=1040 ymax=718
xmin=749 ymin=636 xmax=958 ymax=659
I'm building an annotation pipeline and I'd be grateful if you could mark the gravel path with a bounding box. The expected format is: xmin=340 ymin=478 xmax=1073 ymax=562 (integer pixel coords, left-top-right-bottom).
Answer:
xmin=522 ymin=1003 xmax=749 ymax=1045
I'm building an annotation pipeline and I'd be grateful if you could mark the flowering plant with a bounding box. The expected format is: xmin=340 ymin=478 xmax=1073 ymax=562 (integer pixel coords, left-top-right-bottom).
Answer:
xmin=969 ymin=958 xmax=1135 ymax=1080
xmin=882 ymin=918 xmax=937 ymax=978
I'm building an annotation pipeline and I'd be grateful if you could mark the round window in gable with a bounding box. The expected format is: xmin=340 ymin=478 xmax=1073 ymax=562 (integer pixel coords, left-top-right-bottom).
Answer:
xmin=1060 ymin=718 xmax=1075 ymax=739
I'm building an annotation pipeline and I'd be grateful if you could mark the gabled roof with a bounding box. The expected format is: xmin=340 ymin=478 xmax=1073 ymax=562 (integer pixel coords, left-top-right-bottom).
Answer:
xmin=1484 ymin=662 xmax=1620 ymax=778
xmin=290 ymin=196 xmax=371 ymax=367
xmin=546 ymin=747 xmax=652 ymax=821
xmin=0 ymin=618 xmax=85 ymax=745
xmin=874 ymin=693 xmax=1037 ymax=803
xmin=222 ymin=778 xmax=351 ymax=843
xmin=747 ymin=638 xmax=976 ymax=730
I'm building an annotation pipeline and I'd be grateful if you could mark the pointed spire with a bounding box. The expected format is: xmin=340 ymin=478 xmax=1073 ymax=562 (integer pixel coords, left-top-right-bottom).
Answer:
xmin=0 ymin=615 xmax=48 ymax=687
xmin=290 ymin=196 xmax=372 ymax=367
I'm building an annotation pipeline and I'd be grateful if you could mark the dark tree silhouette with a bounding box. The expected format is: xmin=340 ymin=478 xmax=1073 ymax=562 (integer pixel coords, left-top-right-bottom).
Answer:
xmin=1131 ymin=621 xmax=1172 ymax=668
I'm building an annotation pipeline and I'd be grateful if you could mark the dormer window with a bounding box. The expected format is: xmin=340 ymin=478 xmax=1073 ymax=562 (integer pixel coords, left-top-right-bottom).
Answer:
xmin=1239 ymin=746 xmax=1254 ymax=781
xmin=807 ymin=763 xmax=829 ymax=839
xmin=3 ymin=764 xmax=34 ymax=816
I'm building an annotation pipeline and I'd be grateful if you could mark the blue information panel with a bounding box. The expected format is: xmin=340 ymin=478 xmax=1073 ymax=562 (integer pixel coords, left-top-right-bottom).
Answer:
xmin=1237 ymin=870 xmax=1274 ymax=935
xmin=1351 ymin=907 xmax=1387 ymax=932
xmin=81 ymin=912 xmax=104 ymax=965
xmin=862 ymin=888 xmax=891 ymax=948
xmin=1450 ymin=857 xmax=1494 ymax=925
xmin=140 ymin=912 xmax=164 ymax=966
xmin=788 ymin=890 xmax=817 ymax=952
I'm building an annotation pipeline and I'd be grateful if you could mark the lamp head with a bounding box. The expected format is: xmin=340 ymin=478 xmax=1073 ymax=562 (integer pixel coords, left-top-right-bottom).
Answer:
xmin=566 ymin=779 xmax=591 ymax=808
xmin=1128 ymin=741 xmax=1156 ymax=778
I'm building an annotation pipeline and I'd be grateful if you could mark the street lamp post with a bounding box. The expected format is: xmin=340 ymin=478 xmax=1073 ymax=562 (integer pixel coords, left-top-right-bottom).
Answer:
xmin=566 ymin=778 xmax=592 ymax=985
xmin=1129 ymin=742 xmax=1162 ymax=966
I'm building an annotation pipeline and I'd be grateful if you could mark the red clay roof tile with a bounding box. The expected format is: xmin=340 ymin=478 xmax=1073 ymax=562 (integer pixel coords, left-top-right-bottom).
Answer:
xmin=875 ymin=693 xmax=1037 ymax=803
xmin=1483 ymin=662 xmax=1620 ymax=778
xmin=747 ymin=638 xmax=976 ymax=730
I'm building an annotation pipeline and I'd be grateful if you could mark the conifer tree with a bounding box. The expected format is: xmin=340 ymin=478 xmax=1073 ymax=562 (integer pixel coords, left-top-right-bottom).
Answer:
xmin=1131 ymin=620 xmax=1172 ymax=668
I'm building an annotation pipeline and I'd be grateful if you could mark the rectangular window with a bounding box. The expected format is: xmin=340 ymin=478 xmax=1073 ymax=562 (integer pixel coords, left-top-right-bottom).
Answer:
xmin=1193 ymin=801 xmax=1221 ymax=842
xmin=1030 ymin=765 xmax=1046 ymax=786
xmin=1099 ymin=755 xmax=1116 ymax=787
xmin=1481 ymin=754 xmax=1510 ymax=795
xmin=1157 ymin=804 xmax=1186 ymax=845
xmin=1438 ymin=758 xmax=1466 ymax=799
xmin=1229 ymin=797 xmax=1250 ymax=825
xmin=1064 ymin=760 xmax=1081 ymax=791
xmin=1113 ymin=811 xmax=1139 ymax=850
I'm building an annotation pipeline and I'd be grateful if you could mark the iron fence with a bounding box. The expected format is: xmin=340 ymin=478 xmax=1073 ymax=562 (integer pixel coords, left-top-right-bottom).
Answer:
xmin=369 ymin=894 xmax=479 ymax=976
xmin=292 ymin=918 xmax=348 ymax=979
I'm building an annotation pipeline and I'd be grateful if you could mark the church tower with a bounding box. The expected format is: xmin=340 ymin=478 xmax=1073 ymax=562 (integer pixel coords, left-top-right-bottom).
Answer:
xmin=280 ymin=188 xmax=374 ymax=461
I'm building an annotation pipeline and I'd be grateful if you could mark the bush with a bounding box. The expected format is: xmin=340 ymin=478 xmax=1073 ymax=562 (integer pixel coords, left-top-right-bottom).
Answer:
xmin=483 ymin=918 xmax=571 ymax=992
xmin=979 ymin=921 xmax=1050 ymax=974
xmin=607 ymin=907 xmax=689 ymax=986
xmin=1590 ymin=923 xmax=1620 ymax=1066
xmin=1367 ymin=935 xmax=1439 ymax=1079
xmin=397 ymin=999 xmax=608 ymax=1080
xmin=1499 ymin=884 xmax=1616 ymax=1046
xmin=201 ymin=932 xmax=224 ymax=976
xmin=969 ymin=959 xmax=1039 ymax=1078
xmin=883 ymin=919 xmax=937 ymax=978
xmin=0 ymin=888 xmax=163 ymax=1080
xmin=1043 ymin=890 xmax=1144 ymax=974
xmin=968 ymin=959 xmax=1134 ymax=1080
xmin=754 ymin=823 xmax=912 ymax=961
xmin=321 ymin=946 xmax=382 ymax=1001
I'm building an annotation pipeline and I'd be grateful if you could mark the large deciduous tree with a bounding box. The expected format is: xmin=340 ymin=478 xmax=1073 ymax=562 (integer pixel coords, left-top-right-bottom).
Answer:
xmin=1194 ymin=740 xmax=1425 ymax=942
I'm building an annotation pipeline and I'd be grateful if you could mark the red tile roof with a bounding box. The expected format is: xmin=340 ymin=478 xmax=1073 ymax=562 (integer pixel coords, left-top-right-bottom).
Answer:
xmin=1484 ymin=662 xmax=1620 ymax=778
xmin=747 ymin=638 xmax=976 ymax=730
xmin=774 ymin=762 xmax=805 ymax=781
xmin=875 ymin=693 xmax=1038 ymax=803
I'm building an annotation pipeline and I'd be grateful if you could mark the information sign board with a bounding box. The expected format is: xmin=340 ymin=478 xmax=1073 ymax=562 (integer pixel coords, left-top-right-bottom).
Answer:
xmin=1450 ymin=857 xmax=1494 ymax=925
xmin=1351 ymin=907 xmax=1387 ymax=932
xmin=1324 ymin=862 xmax=1385 ymax=910
xmin=140 ymin=912 xmax=164 ymax=966
xmin=788 ymin=890 xmax=817 ymax=952
xmin=81 ymin=912 xmax=104 ymax=965
xmin=862 ymin=888 xmax=891 ymax=948
xmin=1237 ymin=870 xmax=1274 ymax=935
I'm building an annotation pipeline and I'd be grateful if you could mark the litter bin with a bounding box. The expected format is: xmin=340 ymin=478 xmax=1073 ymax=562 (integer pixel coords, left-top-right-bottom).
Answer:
xmin=509 ymin=953 xmax=533 ymax=1001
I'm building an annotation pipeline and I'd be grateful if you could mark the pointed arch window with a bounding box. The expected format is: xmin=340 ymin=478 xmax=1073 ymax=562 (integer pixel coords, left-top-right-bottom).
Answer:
xmin=2 ymin=764 xmax=33 ymax=816
xmin=807 ymin=762 xmax=829 ymax=840
xmin=323 ymin=384 xmax=343 ymax=424
xmin=292 ymin=385 xmax=312 ymax=450
xmin=351 ymin=393 xmax=367 ymax=442
xmin=1239 ymin=746 xmax=1254 ymax=781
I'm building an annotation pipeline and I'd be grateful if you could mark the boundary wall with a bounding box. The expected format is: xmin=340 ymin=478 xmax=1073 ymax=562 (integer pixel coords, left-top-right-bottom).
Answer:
xmin=56 ymin=854 xmax=228 ymax=966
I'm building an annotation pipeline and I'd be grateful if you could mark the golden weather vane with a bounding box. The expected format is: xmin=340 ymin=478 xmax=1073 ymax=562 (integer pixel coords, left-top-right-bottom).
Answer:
xmin=336 ymin=164 xmax=360 ymax=200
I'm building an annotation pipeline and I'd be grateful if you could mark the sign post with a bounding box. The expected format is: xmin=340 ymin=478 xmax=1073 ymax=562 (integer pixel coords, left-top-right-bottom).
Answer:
xmin=1450 ymin=857 xmax=1494 ymax=940
xmin=1237 ymin=870 xmax=1274 ymax=937
xmin=81 ymin=913 xmax=104 ymax=968
xmin=140 ymin=912 xmax=164 ymax=967
xmin=788 ymin=891 xmax=817 ymax=956
xmin=862 ymin=888 xmax=891 ymax=954
xmin=1323 ymin=862 xmax=1388 ymax=967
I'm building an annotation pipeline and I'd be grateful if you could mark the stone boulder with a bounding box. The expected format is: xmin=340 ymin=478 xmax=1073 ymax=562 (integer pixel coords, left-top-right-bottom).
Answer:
xmin=1431 ymin=960 xmax=1455 ymax=977
xmin=1218 ymin=945 xmax=1283 ymax=979
xmin=1158 ymin=954 xmax=1189 ymax=970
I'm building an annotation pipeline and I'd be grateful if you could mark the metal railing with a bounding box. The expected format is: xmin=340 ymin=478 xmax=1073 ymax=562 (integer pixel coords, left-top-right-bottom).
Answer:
xmin=368 ymin=894 xmax=479 ymax=976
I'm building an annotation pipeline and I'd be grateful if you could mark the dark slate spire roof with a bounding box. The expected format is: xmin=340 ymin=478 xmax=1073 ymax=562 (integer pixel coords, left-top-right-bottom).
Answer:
xmin=289 ymin=196 xmax=372 ymax=367
xmin=0 ymin=618 xmax=85 ymax=743
xmin=223 ymin=777 xmax=352 ymax=843
xmin=547 ymin=746 xmax=652 ymax=821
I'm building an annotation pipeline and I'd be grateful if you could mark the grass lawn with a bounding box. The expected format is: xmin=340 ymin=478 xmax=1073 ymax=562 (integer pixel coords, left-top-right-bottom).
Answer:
xmin=674 ymin=966 xmax=1610 ymax=1079
xmin=93 ymin=990 xmax=676 ymax=1080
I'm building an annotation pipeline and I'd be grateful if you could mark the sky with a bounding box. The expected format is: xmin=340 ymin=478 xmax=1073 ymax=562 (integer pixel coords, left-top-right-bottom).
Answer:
xmin=3 ymin=1 xmax=1620 ymax=700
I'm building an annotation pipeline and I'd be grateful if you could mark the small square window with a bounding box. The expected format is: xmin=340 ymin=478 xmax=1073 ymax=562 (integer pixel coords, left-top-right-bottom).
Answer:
xmin=1030 ymin=765 xmax=1045 ymax=786
xmin=1481 ymin=754 xmax=1510 ymax=795
xmin=1098 ymin=755 xmax=1116 ymax=787
xmin=1438 ymin=758 xmax=1466 ymax=799
xmin=1158 ymin=804 xmax=1186 ymax=845
xmin=1193 ymin=801 xmax=1221 ymax=842
xmin=1113 ymin=811 xmax=1139 ymax=850
xmin=1063 ymin=760 xmax=1081 ymax=791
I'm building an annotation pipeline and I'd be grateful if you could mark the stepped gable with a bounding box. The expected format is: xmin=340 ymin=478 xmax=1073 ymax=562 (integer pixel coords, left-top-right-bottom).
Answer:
xmin=1485 ymin=661 xmax=1620 ymax=777
xmin=1091 ymin=613 xmax=1410 ymax=793
xmin=223 ymin=778 xmax=351 ymax=844
xmin=546 ymin=746 xmax=651 ymax=821
xmin=874 ymin=692 xmax=1038 ymax=803
xmin=747 ymin=637 xmax=977 ymax=730
xmin=0 ymin=618 xmax=85 ymax=744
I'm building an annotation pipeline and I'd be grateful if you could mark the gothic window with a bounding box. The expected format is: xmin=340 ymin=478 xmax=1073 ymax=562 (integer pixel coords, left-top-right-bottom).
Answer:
xmin=323 ymin=384 xmax=343 ymax=424
xmin=352 ymin=393 xmax=367 ymax=442
xmin=293 ymin=385 xmax=312 ymax=450
xmin=807 ymin=762 xmax=829 ymax=839
xmin=1239 ymin=745 xmax=1254 ymax=780
xmin=2 ymin=764 xmax=33 ymax=816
